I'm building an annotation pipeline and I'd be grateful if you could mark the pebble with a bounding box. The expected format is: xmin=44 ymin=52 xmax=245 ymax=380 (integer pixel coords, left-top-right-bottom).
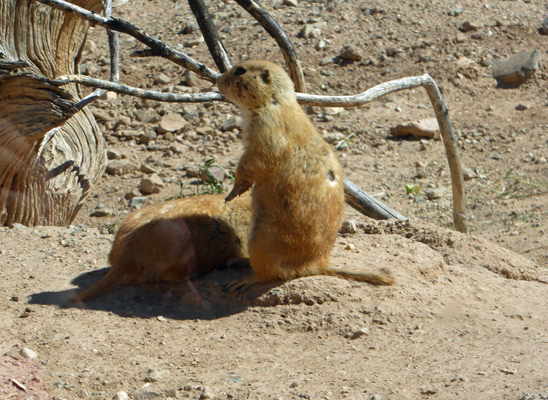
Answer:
xmin=133 ymin=391 xmax=162 ymax=400
xmin=107 ymin=150 xmax=124 ymax=160
xmin=140 ymin=174 xmax=165 ymax=194
xmin=515 ymin=103 xmax=531 ymax=111
xmin=115 ymin=391 xmax=129 ymax=400
xmin=339 ymin=45 xmax=362 ymax=62
xmin=542 ymin=17 xmax=548 ymax=35
xmin=134 ymin=109 xmax=159 ymax=124
xmin=323 ymin=132 xmax=345 ymax=144
xmin=184 ymin=69 xmax=199 ymax=87
xmin=282 ymin=0 xmax=298 ymax=6
xmin=462 ymin=168 xmax=477 ymax=181
xmin=390 ymin=118 xmax=439 ymax=139
xmin=350 ymin=328 xmax=368 ymax=339
xmin=128 ymin=196 xmax=149 ymax=208
xmin=90 ymin=206 xmax=113 ymax=217
xmin=155 ymin=73 xmax=171 ymax=85
xmin=491 ymin=50 xmax=541 ymax=88
xmin=221 ymin=115 xmax=244 ymax=131
xmin=100 ymin=91 xmax=117 ymax=101
xmin=158 ymin=113 xmax=187 ymax=133
xmin=20 ymin=347 xmax=38 ymax=359
xmin=139 ymin=164 xmax=159 ymax=175
xmin=106 ymin=160 xmax=137 ymax=176
xmin=425 ymin=188 xmax=445 ymax=200
xmin=340 ymin=220 xmax=358 ymax=234
xmin=447 ymin=5 xmax=463 ymax=16
xmin=459 ymin=20 xmax=479 ymax=32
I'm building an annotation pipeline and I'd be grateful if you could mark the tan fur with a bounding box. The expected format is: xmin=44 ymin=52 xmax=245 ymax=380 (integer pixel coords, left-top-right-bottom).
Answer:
xmin=218 ymin=60 xmax=394 ymax=286
xmin=71 ymin=194 xmax=252 ymax=302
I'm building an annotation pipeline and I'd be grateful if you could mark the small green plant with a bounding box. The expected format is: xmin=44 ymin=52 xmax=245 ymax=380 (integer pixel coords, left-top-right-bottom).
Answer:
xmin=198 ymin=158 xmax=232 ymax=195
xmin=495 ymin=169 xmax=548 ymax=200
xmin=103 ymin=221 xmax=121 ymax=234
xmin=405 ymin=184 xmax=421 ymax=195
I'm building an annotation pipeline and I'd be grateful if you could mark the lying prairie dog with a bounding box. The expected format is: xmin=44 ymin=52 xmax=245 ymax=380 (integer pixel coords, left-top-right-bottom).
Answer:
xmin=71 ymin=194 xmax=252 ymax=302
xmin=218 ymin=60 xmax=395 ymax=290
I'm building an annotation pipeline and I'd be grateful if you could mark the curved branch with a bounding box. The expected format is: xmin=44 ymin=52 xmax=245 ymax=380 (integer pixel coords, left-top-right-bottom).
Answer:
xmin=232 ymin=0 xmax=305 ymax=93
xmin=344 ymin=178 xmax=407 ymax=221
xmin=36 ymin=0 xmax=220 ymax=82
xmin=296 ymin=74 xmax=467 ymax=233
xmin=53 ymin=75 xmax=223 ymax=102
xmin=187 ymin=0 xmax=231 ymax=72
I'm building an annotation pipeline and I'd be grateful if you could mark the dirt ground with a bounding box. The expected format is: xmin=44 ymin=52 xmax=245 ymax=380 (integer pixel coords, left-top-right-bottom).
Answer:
xmin=1 ymin=0 xmax=548 ymax=399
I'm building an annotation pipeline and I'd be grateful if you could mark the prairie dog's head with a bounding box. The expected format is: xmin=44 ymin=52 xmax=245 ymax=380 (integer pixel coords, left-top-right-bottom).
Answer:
xmin=217 ymin=60 xmax=296 ymax=111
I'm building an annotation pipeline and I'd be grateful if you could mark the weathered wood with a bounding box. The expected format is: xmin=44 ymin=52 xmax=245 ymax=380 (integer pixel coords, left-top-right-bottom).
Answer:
xmin=0 ymin=0 xmax=106 ymax=226
xmin=344 ymin=179 xmax=407 ymax=221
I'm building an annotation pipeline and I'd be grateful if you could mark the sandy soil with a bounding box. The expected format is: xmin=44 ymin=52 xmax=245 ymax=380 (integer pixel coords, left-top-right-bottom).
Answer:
xmin=2 ymin=0 xmax=548 ymax=399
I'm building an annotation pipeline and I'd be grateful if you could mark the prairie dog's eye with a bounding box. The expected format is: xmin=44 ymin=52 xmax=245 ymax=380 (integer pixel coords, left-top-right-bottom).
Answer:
xmin=234 ymin=67 xmax=247 ymax=76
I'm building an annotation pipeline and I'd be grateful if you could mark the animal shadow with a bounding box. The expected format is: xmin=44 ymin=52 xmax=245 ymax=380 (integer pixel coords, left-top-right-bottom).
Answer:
xmin=28 ymin=266 xmax=279 ymax=321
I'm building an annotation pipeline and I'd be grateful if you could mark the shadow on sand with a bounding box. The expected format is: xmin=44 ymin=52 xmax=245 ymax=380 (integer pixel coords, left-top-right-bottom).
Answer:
xmin=28 ymin=266 xmax=280 ymax=321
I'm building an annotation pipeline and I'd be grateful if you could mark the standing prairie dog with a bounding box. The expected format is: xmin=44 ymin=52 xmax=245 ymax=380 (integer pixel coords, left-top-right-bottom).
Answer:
xmin=218 ymin=60 xmax=394 ymax=288
xmin=71 ymin=194 xmax=252 ymax=302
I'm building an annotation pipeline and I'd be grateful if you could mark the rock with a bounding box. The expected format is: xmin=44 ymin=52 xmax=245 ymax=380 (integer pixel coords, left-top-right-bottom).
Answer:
xmin=459 ymin=21 xmax=479 ymax=32
xmin=515 ymin=103 xmax=531 ymax=111
xmin=106 ymin=160 xmax=137 ymax=176
xmin=179 ymin=22 xmax=199 ymax=35
xmin=390 ymin=118 xmax=439 ymax=139
xmin=90 ymin=107 xmax=110 ymax=121
xmin=128 ymin=196 xmax=149 ymax=208
xmin=350 ymin=328 xmax=368 ymax=339
xmin=542 ymin=17 xmax=548 ymax=35
xmin=221 ymin=115 xmax=244 ymax=131
xmin=462 ymin=168 xmax=477 ymax=181
xmin=155 ymin=73 xmax=171 ymax=85
xmin=134 ymin=109 xmax=159 ymax=124
xmin=282 ymin=0 xmax=298 ymax=6
xmin=425 ymin=188 xmax=445 ymax=200
xmin=339 ymin=45 xmax=362 ymax=62
xmin=158 ymin=113 xmax=187 ymax=133
xmin=491 ymin=50 xmax=542 ymax=88
xmin=169 ymin=143 xmax=188 ymax=154
xmin=115 ymin=391 xmax=130 ymax=400
xmin=200 ymin=166 xmax=226 ymax=183
xmin=320 ymin=56 xmax=335 ymax=66
xmin=299 ymin=24 xmax=322 ymax=39
xmin=140 ymin=174 xmax=165 ymax=194
xmin=90 ymin=205 xmax=113 ymax=217
xmin=125 ymin=189 xmax=141 ymax=199
xmin=107 ymin=150 xmax=124 ymax=160
xmin=323 ymin=132 xmax=345 ymax=143
xmin=340 ymin=220 xmax=358 ymax=234
xmin=447 ymin=5 xmax=463 ymax=16
xmin=99 ymin=91 xmax=117 ymax=101
xmin=184 ymin=69 xmax=199 ymax=87
xmin=133 ymin=391 xmax=162 ymax=400
xmin=20 ymin=347 xmax=38 ymax=359
xmin=139 ymin=164 xmax=159 ymax=174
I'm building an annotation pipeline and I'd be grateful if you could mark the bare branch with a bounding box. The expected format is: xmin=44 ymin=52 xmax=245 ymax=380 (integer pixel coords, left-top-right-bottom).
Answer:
xmin=232 ymin=0 xmax=305 ymax=93
xmin=344 ymin=178 xmax=407 ymax=221
xmin=53 ymin=75 xmax=223 ymax=102
xmin=296 ymin=74 xmax=467 ymax=233
xmin=187 ymin=0 xmax=231 ymax=72
xmin=36 ymin=0 xmax=220 ymax=82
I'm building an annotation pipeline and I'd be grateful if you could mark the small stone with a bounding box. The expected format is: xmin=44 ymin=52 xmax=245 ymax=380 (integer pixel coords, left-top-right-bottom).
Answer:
xmin=133 ymin=391 xmax=162 ymax=400
xmin=99 ymin=91 xmax=117 ymax=101
xmin=339 ymin=45 xmax=362 ymax=62
xmin=371 ymin=395 xmax=383 ymax=400
xmin=323 ymin=132 xmax=345 ymax=144
xmin=115 ymin=391 xmax=130 ymax=400
xmin=200 ymin=386 xmax=214 ymax=399
xmin=542 ymin=17 xmax=548 ymax=35
xmin=107 ymin=150 xmax=124 ymax=160
xmin=169 ymin=143 xmax=188 ymax=154
xmin=90 ymin=107 xmax=110 ymax=121
xmin=158 ymin=113 xmax=187 ymax=134
xmin=106 ymin=160 xmax=137 ymax=176
xmin=140 ymin=174 xmax=165 ymax=194
xmin=139 ymin=164 xmax=159 ymax=175
xmin=20 ymin=347 xmax=38 ymax=359
xmin=350 ymin=328 xmax=368 ymax=339
xmin=340 ymin=220 xmax=358 ymax=234
xmin=134 ymin=109 xmax=159 ymax=124
xmin=319 ymin=56 xmax=335 ymax=66
xmin=390 ymin=118 xmax=439 ymax=139
xmin=515 ymin=103 xmax=531 ymax=111
xmin=90 ymin=206 xmax=113 ymax=217
xmin=184 ymin=69 xmax=199 ymax=87
xmin=462 ymin=168 xmax=477 ymax=181
xmin=282 ymin=0 xmax=298 ymax=6
xmin=299 ymin=24 xmax=322 ymax=39
xmin=200 ymin=167 xmax=226 ymax=183
xmin=185 ymin=36 xmax=205 ymax=47
xmin=155 ymin=73 xmax=171 ymax=85
xmin=459 ymin=20 xmax=479 ymax=32
xmin=345 ymin=243 xmax=355 ymax=251
xmin=128 ymin=197 xmax=149 ymax=208
xmin=425 ymin=188 xmax=445 ymax=200
xmin=221 ymin=115 xmax=244 ymax=131
xmin=179 ymin=22 xmax=199 ymax=35
xmin=125 ymin=189 xmax=141 ymax=199
xmin=491 ymin=50 xmax=542 ymax=88
xmin=447 ymin=5 xmax=463 ymax=16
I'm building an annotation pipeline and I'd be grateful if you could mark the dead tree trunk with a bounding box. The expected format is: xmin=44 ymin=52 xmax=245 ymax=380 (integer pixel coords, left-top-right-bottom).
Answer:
xmin=0 ymin=0 xmax=106 ymax=226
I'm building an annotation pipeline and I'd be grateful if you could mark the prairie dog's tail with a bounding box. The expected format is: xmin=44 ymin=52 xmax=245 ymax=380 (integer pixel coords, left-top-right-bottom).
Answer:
xmin=327 ymin=266 xmax=395 ymax=286
xmin=70 ymin=268 xmax=125 ymax=303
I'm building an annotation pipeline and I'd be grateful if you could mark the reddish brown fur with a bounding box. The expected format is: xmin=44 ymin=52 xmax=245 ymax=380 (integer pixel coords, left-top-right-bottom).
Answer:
xmin=71 ymin=194 xmax=252 ymax=302
xmin=218 ymin=60 xmax=394 ymax=286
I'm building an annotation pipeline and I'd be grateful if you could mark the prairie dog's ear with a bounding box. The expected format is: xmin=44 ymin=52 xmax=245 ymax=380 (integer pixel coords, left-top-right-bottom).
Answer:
xmin=260 ymin=69 xmax=272 ymax=84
